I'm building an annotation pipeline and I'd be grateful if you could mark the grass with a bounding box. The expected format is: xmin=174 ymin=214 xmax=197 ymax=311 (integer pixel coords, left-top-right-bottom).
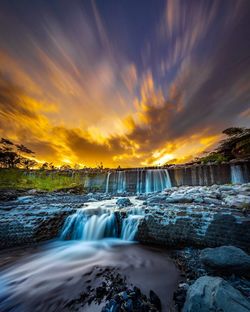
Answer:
xmin=0 ymin=169 xmax=84 ymax=191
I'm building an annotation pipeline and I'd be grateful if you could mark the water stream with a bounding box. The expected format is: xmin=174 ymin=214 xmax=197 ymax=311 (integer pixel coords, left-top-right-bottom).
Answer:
xmin=0 ymin=196 xmax=179 ymax=311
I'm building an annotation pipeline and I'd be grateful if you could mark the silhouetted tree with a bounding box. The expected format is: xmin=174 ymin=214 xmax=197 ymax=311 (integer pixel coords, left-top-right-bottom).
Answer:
xmin=0 ymin=138 xmax=36 ymax=168
xmin=73 ymin=163 xmax=80 ymax=170
xmin=21 ymin=158 xmax=37 ymax=169
xmin=40 ymin=162 xmax=54 ymax=170
xmin=60 ymin=164 xmax=72 ymax=170
xmin=16 ymin=144 xmax=35 ymax=155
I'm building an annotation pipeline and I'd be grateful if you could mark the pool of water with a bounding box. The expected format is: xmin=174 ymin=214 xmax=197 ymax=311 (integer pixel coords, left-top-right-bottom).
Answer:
xmin=0 ymin=239 xmax=179 ymax=312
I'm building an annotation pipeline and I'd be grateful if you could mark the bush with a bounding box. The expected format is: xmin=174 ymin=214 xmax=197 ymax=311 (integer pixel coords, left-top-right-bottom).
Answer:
xmin=200 ymin=153 xmax=228 ymax=164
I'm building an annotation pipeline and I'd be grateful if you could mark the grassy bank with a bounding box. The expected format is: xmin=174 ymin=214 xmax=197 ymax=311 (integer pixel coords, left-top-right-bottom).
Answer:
xmin=0 ymin=169 xmax=84 ymax=191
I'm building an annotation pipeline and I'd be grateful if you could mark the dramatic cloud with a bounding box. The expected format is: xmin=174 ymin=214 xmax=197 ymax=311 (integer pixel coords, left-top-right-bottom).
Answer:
xmin=0 ymin=0 xmax=249 ymax=167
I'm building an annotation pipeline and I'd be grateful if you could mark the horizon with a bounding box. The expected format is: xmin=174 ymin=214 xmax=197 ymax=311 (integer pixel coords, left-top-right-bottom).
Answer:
xmin=0 ymin=0 xmax=250 ymax=168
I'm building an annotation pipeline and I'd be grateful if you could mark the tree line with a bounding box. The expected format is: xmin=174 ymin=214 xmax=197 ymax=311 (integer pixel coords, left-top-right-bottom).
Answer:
xmin=0 ymin=138 xmax=102 ymax=170
xmin=0 ymin=138 xmax=37 ymax=169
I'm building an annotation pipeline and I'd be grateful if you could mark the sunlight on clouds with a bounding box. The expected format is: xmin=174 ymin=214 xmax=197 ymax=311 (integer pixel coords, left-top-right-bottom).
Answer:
xmin=0 ymin=0 xmax=249 ymax=167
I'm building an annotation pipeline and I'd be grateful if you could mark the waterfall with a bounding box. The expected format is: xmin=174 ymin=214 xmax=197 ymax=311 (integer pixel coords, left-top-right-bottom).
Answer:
xmin=231 ymin=165 xmax=245 ymax=184
xmin=136 ymin=169 xmax=144 ymax=194
xmin=105 ymin=172 xmax=111 ymax=193
xmin=117 ymin=171 xmax=126 ymax=193
xmin=61 ymin=208 xmax=118 ymax=240
xmin=145 ymin=169 xmax=171 ymax=193
xmin=61 ymin=200 xmax=144 ymax=242
xmin=121 ymin=215 xmax=143 ymax=240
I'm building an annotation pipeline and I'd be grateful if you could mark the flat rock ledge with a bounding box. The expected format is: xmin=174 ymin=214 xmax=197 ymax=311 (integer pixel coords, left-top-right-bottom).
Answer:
xmin=137 ymin=184 xmax=250 ymax=252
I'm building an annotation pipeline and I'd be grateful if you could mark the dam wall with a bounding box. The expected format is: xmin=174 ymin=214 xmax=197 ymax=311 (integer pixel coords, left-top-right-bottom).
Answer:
xmin=88 ymin=161 xmax=250 ymax=193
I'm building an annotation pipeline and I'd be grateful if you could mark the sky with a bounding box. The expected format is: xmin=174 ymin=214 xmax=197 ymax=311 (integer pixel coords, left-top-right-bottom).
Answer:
xmin=0 ymin=0 xmax=249 ymax=168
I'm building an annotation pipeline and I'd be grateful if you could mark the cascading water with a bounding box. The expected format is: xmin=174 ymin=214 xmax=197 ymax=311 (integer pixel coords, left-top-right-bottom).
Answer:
xmin=105 ymin=169 xmax=172 ymax=194
xmin=105 ymin=172 xmax=111 ymax=193
xmin=117 ymin=171 xmax=126 ymax=193
xmin=136 ymin=169 xmax=144 ymax=194
xmin=61 ymin=208 xmax=118 ymax=240
xmin=231 ymin=164 xmax=245 ymax=184
xmin=60 ymin=198 xmax=144 ymax=242
xmin=121 ymin=215 xmax=144 ymax=240
xmin=145 ymin=169 xmax=172 ymax=193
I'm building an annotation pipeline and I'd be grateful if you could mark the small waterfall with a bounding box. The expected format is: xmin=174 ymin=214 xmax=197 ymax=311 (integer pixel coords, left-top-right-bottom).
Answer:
xmin=145 ymin=169 xmax=171 ymax=193
xmin=105 ymin=172 xmax=111 ymax=193
xmin=117 ymin=171 xmax=126 ymax=193
xmin=121 ymin=215 xmax=143 ymax=241
xmin=61 ymin=201 xmax=144 ymax=242
xmin=61 ymin=208 xmax=118 ymax=240
xmin=231 ymin=164 xmax=245 ymax=184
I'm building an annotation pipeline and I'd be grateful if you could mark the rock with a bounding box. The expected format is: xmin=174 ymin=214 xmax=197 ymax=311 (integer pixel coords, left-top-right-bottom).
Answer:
xmin=200 ymin=246 xmax=250 ymax=275
xmin=86 ymin=198 xmax=98 ymax=202
xmin=166 ymin=195 xmax=193 ymax=203
xmin=224 ymin=195 xmax=250 ymax=208
xmin=203 ymin=197 xmax=221 ymax=205
xmin=116 ymin=198 xmax=132 ymax=208
xmin=183 ymin=276 xmax=250 ymax=312
xmin=193 ymin=197 xmax=204 ymax=204
xmin=0 ymin=190 xmax=18 ymax=202
xmin=148 ymin=195 xmax=166 ymax=203
xmin=219 ymin=185 xmax=235 ymax=192
xmin=149 ymin=290 xmax=161 ymax=311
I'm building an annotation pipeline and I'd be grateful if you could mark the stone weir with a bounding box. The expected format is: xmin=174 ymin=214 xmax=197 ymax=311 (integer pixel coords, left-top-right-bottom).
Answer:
xmin=0 ymin=184 xmax=249 ymax=252
xmin=85 ymin=160 xmax=250 ymax=193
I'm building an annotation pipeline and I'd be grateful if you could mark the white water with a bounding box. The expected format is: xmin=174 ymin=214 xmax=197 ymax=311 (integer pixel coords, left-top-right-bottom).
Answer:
xmin=0 ymin=197 xmax=177 ymax=312
xmin=121 ymin=215 xmax=144 ymax=240
xmin=117 ymin=171 xmax=126 ymax=193
xmin=105 ymin=169 xmax=172 ymax=194
xmin=61 ymin=198 xmax=144 ymax=242
xmin=231 ymin=164 xmax=245 ymax=184
xmin=136 ymin=169 xmax=144 ymax=194
xmin=61 ymin=209 xmax=117 ymax=240
xmin=145 ymin=169 xmax=172 ymax=193
xmin=105 ymin=172 xmax=111 ymax=193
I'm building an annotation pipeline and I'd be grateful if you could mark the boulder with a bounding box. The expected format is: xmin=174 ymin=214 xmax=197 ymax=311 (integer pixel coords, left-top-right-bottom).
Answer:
xmin=200 ymin=246 xmax=250 ymax=275
xmin=116 ymin=198 xmax=132 ymax=208
xmin=183 ymin=276 xmax=250 ymax=312
xmin=147 ymin=195 xmax=166 ymax=203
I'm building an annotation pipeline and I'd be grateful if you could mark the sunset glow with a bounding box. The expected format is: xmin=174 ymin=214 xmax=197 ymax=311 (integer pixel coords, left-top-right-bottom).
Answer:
xmin=0 ymin=0 xmax=249 ymax=167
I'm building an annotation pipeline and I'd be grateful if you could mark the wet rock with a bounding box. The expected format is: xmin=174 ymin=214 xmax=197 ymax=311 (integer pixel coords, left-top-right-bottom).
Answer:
xmin=116 ymin=198 xmax=132 ymax=208
xmin=149 ymin=290 xmax=161 ymax=311
xmin=173 ymin=283 xmax=189 ymax=311
xmin=224 ymin=195 xmax=250 ymax=208
xmin=183 ymin=276 xmax=250 ymax=312
xmin=203 ymin=197 xmax=221 ymax=205
xmin=0 ymin=190 xmax=19 ymax=202
xmin=148 ymin=195 xmax=166 ymax=203
xmin=166 ymin=195 xmax=193 ymax=203
xmin=102 ymin=288 xmax=160 ymax=312
xmin=200 ymin=246 xmax=250 ymax=276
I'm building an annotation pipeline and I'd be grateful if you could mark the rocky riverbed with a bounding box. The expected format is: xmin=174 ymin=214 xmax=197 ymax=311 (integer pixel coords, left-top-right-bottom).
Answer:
xmin=0 ymin=183 xmax=250 ymax=311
